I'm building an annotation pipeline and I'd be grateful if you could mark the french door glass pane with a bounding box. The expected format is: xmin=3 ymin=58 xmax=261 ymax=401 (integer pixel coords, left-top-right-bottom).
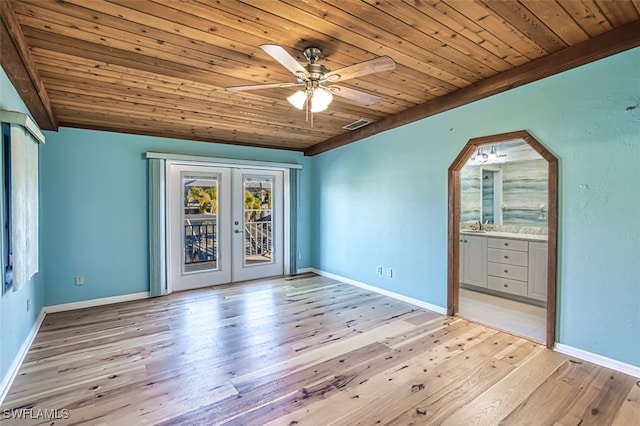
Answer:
xmin=183 ymin=173 xmax=218 ymax=273
xmin=243 ymin=176 xmax=274 ymax=266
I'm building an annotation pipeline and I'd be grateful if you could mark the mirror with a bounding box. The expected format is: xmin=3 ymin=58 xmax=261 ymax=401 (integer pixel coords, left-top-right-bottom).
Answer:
xmin=461 ymin=140 xmax=548 ymax=228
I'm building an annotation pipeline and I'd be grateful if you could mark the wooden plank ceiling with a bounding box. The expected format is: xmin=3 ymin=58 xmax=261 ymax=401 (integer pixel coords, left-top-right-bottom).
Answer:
xmin=2 ymin=1 xmax=639 ymax=155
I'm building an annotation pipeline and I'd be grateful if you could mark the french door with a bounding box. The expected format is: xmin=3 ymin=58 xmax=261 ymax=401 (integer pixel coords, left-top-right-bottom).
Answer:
xmin=167 ymin=163 xmax=283 ymax=291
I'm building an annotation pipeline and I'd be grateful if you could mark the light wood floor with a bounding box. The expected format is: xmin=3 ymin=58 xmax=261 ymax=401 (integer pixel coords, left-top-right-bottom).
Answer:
xmin=1 ymin=273 xmax=638 ymax=425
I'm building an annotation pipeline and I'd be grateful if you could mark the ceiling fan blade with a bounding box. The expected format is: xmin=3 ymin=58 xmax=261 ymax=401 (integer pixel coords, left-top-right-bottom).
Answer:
xmin=226 ymin=82 xmax=303 ymax=92
xmin=328 ymin=85 xmax=380 ymax=105
xmin=326 ymin=56 xmax=395 ymax=82
xmin=260 ymin=44 xmax=309 ymax=78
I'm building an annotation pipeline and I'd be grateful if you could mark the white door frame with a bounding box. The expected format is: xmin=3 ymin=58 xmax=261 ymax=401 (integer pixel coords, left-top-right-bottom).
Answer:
xmin=480 ymin=166 xmax=503 ymax=225
xmin=165 ymin=160 xmax=290 ymax=293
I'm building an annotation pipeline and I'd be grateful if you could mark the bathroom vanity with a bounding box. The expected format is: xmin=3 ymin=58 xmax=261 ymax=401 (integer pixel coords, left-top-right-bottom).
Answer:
xmin=459 ymin=231 xmax=547 ymax=305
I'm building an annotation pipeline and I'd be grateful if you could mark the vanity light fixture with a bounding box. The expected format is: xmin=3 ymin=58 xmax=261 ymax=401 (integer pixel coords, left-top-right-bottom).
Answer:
xmin=489 ymin=145 xmax=498 ymax=161
xmin=475 ymin=145 xmax=506 ymax=164
xmin=475 ymin=147 xmax=489 ymax=163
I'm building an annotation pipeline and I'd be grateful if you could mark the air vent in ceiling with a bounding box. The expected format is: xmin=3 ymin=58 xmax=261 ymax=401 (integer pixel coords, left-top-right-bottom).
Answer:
xmin=342 ymin=118 xmax=372 ymax=131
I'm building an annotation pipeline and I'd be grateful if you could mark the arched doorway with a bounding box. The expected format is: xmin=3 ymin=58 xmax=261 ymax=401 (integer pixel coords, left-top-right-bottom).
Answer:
xmin=447 ymin=130 xmax=558 ymax=348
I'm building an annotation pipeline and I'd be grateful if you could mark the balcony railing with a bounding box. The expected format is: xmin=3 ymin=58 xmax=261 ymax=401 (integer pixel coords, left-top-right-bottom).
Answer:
xmin=244 ymin=219 xmax=272 ymax=258
xmin=184 ymin=222 xmax=216 ymax=265
xmin=183 ymin=210 xmax=272 ymax=266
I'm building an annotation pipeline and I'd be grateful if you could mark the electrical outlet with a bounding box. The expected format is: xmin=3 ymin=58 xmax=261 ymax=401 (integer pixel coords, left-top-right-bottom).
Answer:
xmin=75 ymin=276 xmax=84 ymax=286
xmin=298 ymin=252 xmax=302 ymax=260
xmin=376 ymin=266 xmax=383 ymax=275
xmin=387 ymin=268 xmax=393 ymax=278
xmin=27 ymin=299 xmax=30 ymax=312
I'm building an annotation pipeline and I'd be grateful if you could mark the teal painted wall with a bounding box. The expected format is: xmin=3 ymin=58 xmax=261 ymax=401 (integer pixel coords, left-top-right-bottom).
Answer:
xmin=0 ymin=68 xmax=45 ymax=385
xmin=311 ymin=47 xmax=640 ymax=367
xmin=40 ymin=128 xmax=311 ymax=306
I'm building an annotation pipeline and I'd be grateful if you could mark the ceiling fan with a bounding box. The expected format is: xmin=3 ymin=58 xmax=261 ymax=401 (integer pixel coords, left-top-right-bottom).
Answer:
xmin=226 ymin=45 xmax=396 ymax=127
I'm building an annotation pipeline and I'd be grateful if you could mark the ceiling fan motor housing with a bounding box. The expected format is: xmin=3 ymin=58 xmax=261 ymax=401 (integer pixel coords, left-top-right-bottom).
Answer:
xmin=303 ymin=47 xmax=322 ymax=62
xmin=306 ymin=63 xmax=331 ymax=81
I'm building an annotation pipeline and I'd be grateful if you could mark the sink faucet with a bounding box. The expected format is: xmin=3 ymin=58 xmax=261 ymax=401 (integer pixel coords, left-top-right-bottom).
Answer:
xmin=476 ymin=219 xmax=490 ymax=231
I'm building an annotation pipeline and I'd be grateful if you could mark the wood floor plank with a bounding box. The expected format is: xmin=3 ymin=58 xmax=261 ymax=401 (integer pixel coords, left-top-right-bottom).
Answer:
xmin=499 ymin=358 xmax=600 ymax=424
xmin=0 ymin=274 xmax=636 ymax=425
xmin=218 ymin=342 xmax=395 ymax=425
xmin=612 ymin=380 xmax=640 ymax=426
xmin=229 ymin=320 xmax=417 ymax=391
xmin=439 ymin=348 xmax=567 ymax=425
xmin=388 ymin=340 xmax=543 ymax=425
xmin=403 ymin=309 xmax=443 ymax=326
xmin=328 ymin=331 xmax=524 ymax=425
xmin=554 ymin=366 xmax=638 ymax=425
xmin=266 ymin=321 xmax=499 ymax=425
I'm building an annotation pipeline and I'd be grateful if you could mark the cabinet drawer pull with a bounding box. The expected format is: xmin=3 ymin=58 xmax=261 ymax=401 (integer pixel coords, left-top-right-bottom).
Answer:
xmin=504 ymin=242 xmax=509 ymax=246
xmin=504 ymin=255 xmax=509 ymax=259
xmin=503 ymin=284 xmax=508 ymax=288
xmin=504 ymin=269 xmax=509 ymax=273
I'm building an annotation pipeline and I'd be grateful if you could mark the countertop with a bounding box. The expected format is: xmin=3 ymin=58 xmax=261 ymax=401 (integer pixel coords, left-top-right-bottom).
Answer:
xmin=460 ymin=230 xmax=548 ymax=242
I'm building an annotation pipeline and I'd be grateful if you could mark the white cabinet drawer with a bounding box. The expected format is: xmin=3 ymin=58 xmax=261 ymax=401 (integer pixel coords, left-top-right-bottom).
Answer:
xmin=487 ymin=238 xmax=528 ymax=252
xmin=488 ymin=248 xmax=528 ymax=267
xmin=488 ymin=262 xmax=528 ymax=282
xmin=488 ymin=276 xmax=528 ymax=297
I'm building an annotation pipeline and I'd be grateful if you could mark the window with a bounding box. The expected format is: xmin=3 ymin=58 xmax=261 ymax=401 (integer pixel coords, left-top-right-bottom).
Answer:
xmin=0 ymin=119 xmax=40 ymax=293
xmin=2 ymin=123 xmax=12 ymax=293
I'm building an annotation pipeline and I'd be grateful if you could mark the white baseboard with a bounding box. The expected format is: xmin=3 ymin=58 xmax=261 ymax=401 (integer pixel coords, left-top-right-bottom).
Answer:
xmin=310 ymin=268 xmax=447 ymax=315
xmin=0 ymin=308 xmax=46 ymax=405
xmin=554 ymin=343 xmax=640 ymax=378
xmin=43 ymin=292 xmax=149 ymax=314
xmin=294 ymin=267 xmax=314 ymax=275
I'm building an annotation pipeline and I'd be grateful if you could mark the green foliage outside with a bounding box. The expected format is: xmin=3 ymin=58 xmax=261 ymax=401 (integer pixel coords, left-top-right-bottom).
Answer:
xmin=187 ymin=186 xmax=217 ymax=214
xmin=186 ymin=186 xmax=271 ymax=215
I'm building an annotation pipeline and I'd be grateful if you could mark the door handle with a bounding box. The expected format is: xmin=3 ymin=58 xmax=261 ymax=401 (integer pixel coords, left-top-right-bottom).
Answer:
xmin=234 ymin=229 xmax=243 ymax=234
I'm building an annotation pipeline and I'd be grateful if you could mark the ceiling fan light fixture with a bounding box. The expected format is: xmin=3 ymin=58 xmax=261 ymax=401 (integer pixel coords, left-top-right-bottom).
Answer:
xmin=288 ymin=88 xmax=333 ymax=112
xmin=310 ymin=88 xmax=333 ymax=112
xmin=287 ymin=90 xmax=307 ymax=110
